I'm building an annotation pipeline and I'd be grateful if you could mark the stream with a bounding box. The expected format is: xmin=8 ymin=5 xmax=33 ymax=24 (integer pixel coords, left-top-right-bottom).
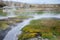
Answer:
xmin=3 ymin=13 xmax=60 ymax=40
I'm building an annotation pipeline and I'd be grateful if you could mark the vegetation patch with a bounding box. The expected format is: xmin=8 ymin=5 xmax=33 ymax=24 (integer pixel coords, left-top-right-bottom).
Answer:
xmin=18 ymin=18 xmax=60 ymax=40
xmin=50 ymin=11 xmax=60 ymax=14
xmin=0 ymin=21 xmax=9 ymax=30
xmin=0 ymin=9 xmax=7 ymax=16
xmin=16 ymin=16 xmax=33 ymax=19
xmin=15 ymin=11 xmax=44 ymax=15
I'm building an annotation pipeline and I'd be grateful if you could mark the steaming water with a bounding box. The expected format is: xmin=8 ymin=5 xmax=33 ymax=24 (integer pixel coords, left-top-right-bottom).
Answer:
xmin=3 ymin=13 xmax=60 ymax=40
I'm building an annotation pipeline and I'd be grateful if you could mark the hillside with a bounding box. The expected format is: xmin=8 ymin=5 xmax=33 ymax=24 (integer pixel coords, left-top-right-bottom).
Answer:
xmin=3 ymin=1 xmax=60 ymax=11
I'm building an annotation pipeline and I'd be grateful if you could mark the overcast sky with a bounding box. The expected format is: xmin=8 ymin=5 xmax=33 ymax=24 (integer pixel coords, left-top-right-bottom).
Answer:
xmin=3 ymin=0 xmax=60 ymax=4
